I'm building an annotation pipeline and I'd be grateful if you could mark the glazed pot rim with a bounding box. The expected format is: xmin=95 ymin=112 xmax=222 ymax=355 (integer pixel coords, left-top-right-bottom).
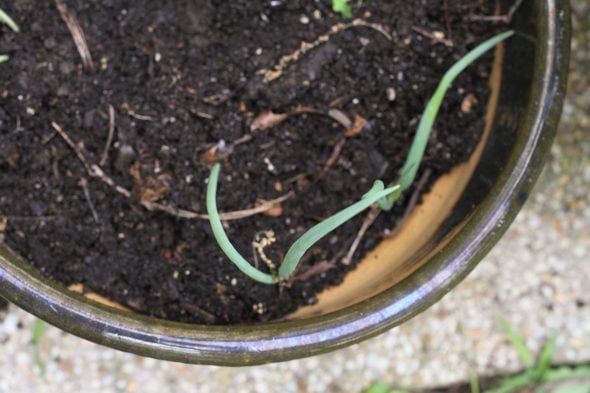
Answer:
xmin=0 ymin=0 xmax=570 ymax=365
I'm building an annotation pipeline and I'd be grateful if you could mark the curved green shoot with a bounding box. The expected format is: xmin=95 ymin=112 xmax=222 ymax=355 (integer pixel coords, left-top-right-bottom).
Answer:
xmin=207 ymin=164 xmax=277 ymax=284
xmin=207 ymin=163 xmax=399 ymax=284
xmin=278 ymin=181 xmax=399 ymax=279
xmin=0 ymin=55 xmax=8 ymax=64
xmin=379 ymin=30 xmax=514 ymax=210
xmin=332 ymin=0 xmax=352 ymax=18
xmin=0 ymin=7 xmax=19 ymax=33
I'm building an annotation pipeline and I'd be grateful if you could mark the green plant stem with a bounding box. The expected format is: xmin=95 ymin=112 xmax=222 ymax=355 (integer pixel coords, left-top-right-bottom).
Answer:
xmin=499 ymin=317 xmax=535 ymax=367
xmin=0 ymin=7 xmax=19 ymax=33
xmin=32 ymin=319 xmax=46 ymax=380
xmin=207 ymin=164 xmax=277 ymax=284
xmin=379 ymin=30 xmax=514 ymax=210
xmin=207 ymin=163 xmax=399 ymax=284
xmin=278 ymin=181 xmax=399 ymax=279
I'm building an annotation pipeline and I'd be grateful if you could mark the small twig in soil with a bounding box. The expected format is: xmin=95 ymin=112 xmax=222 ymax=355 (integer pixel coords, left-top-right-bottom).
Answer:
xmin=443 ymin=0 xmax=453 ymax=42
xmin=316 ymin=136 xmax=347 ymax=182
xmin=412 ymin=26 xmax=454 ymax=47
xmin=292 ymin=261 xmax=336 ymax=282
xmin=0 ymin=215 xmax=59 ymax=221
xmin=54 ymin=0 xmax=94 ymax=70
xmin=99 ymin=105 xmax=116 ymax=166
xmin=466 ymin=0 xmax=524 ymax=23
xmin=142 ymin=192 xmax=294 ymax=221
xmin=178 ymin=302 xmax=217 ymax=324
xmin=257 ymin=18 xmax=392 ymax=82
xmin=328 ymin=109 xmax=352 ymax=129
xmin=126 ymin=110 xmax=154 ymax=122
xmin=51 ymin=121 xmax=94 ymax=174
xmin=78 ymin=177 xmax=99 ymax=223
xmin=341 ymin=206 xmax=381 ymax=265
xmin=121 ymin=103 xmax=155 ymax=121
xmin=297 ymin=169 xmax=430 ymax=275
xmin=51 ymin=122 xmax=294 ymax=221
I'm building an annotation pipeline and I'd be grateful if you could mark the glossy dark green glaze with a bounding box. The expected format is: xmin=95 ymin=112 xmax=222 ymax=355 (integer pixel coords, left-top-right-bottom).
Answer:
xmin=0 ymin=0 xmax=570 ymax=365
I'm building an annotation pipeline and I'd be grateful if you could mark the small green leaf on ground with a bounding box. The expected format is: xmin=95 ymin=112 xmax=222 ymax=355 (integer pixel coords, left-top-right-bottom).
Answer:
xmin=332 ymin=0 xmax=352 ymax=18
xmin=32 ymin=319 xmax=47 ymax=380
xmin=498 ymin=318 xmax=535 ymax=367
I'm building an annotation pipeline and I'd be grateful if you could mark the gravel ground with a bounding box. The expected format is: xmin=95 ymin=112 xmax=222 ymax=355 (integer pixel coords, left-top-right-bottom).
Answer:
xmin=1 ymin=4 xmax=589 ymax=393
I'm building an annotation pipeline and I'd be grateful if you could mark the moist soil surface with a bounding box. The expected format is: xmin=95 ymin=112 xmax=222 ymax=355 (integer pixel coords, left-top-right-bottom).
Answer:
xmin=0 ymin=1 xmax=498 ymax=324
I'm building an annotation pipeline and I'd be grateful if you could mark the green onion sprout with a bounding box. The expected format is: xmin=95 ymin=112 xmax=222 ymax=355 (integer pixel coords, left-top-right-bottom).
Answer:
xmin=206 ymin=31 xmax=514 ymax=284
xmin=0 ymin=7 xmax=19 ymax=33
xmin=379 ymin=30 xmax=515 ymax=210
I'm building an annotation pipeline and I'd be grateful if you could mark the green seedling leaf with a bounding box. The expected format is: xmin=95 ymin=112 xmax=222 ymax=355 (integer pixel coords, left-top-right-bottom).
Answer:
xmin=535 ymin=335 xmax=558 ymax=381
xmin=0 ymin=7 xmax=20 ymax=33
xmin=380 ymin=30 xmax=514 ymax=210
xmin=207 ymin=164 xmax=276 ymax=285
xmin=486 ymin=371 xmax=538 ymax=393
xmin=545 ymin=365 xmax=590 ymax=382
xmin=498 ymin=318 xmax=535 ymax=367
xmin=206 ymin=31 xmax=514 ymax=283
xmin=207 ymin=163 xmax=399 ymax=283
xmin=32 ymin=319 xmax=47 ymax=380
xmin=332 ymin=0 xmax=352 ymax=18
xmin=0 ymin=55 xmax=8 ymax=64
xmin=471 ymin=369 xmax=481 ymax=393
xmin=279 ymin=181 xmax=399 ymax=279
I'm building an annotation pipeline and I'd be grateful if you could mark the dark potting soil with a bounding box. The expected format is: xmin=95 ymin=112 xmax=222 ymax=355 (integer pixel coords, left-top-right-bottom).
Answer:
xmin=0 ymin=1 xmax=499 ymax=324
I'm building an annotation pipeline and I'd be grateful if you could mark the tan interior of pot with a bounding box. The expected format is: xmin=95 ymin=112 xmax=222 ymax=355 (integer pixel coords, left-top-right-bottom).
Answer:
xmin=287 ymin=43 xmax=505 ymax=320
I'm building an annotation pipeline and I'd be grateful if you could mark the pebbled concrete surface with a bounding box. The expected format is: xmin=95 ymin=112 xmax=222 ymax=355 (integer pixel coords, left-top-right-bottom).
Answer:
xmin=1 ymin=3 xmax=589 ymax=392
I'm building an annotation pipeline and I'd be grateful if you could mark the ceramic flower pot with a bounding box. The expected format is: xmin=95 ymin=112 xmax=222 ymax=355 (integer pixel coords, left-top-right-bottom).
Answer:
xmin=0 ymin=0 xmax=570 ymax=365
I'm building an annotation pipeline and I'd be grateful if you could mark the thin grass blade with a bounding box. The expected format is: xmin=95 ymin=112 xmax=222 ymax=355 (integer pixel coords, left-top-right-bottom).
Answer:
xmin=32 ymin=319 xmax=46 ymax=380
xmin=383 ymin=30 xmax=514 ymax=208
xmin=498 ymin=318 xmax=535 ymax=367
xmin=535 ymin=335 xmax=558 ymax=380
xmin=0 ymin=8 xmax=19 ymax=33
xmin=279 ymin=181 xmax=399 ymax=279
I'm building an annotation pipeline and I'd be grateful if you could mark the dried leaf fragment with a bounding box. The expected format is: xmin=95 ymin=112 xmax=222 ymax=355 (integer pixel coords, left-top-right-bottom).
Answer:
xmin=129 ymin=161 xmax=172 ymax=203
xmin=251 ymin=111 xmax=289 ymax=131
xmin=345 ymin=114 xmax=368 ymax=137
xmin=256 ymin=199 xmax=284 ymax=217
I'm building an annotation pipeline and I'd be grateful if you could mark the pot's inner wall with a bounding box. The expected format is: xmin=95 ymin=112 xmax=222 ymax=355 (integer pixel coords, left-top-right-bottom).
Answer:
xmin=289 ymin=0 xmax=537 ymax=319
